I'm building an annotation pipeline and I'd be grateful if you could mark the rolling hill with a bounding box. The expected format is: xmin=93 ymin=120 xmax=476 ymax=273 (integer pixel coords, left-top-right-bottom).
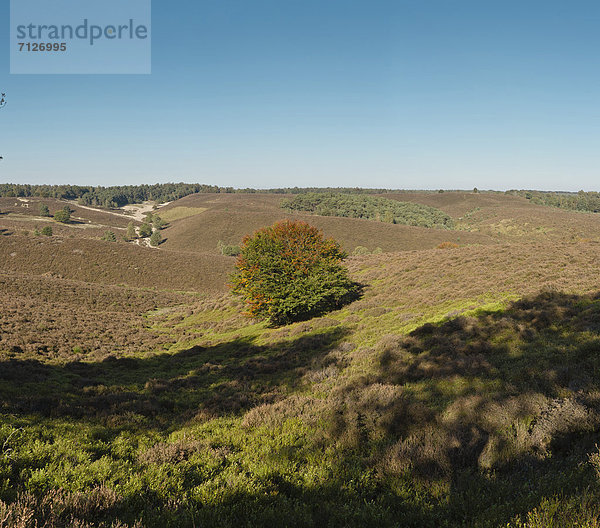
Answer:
xmin=2 ymin=189 xmax=600 ymax=527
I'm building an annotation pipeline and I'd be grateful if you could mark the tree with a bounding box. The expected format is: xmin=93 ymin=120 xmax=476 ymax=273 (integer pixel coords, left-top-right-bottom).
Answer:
xmin=149 ymin=230 xmax=162 ymax=246
xmin=138 ymin=223 xmax=153 ymax=238
xmin=230 ymin=220 xmax=359 ymax=326
xmin=126 ymin=222 xmax=137 ymax=240
xmin=41 ymin=226 xmax=53 ymax=236
xmin=39 ymin=203 xmax=50 ymax=217
xmin=53 ymin=209 xmax=70 ymax=223
xmin=153 ymin=215 xmax=166 ymax=230
xmin=103 ymin=231 xmax=117 ymax=242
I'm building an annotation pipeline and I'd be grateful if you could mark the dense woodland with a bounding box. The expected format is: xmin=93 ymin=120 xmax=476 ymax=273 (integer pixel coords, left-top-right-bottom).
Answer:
xmin=281 ymin=192 xmax=455 ymax=228
xmin=0 ymin=184 xmax=396 ymax=207
xmin=0 ymin=183 xmax=225 ymax=208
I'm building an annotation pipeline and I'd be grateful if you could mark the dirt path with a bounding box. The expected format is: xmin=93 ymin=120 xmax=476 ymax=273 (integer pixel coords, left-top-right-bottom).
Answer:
xmin=69 ymin=201 xmax=166 ymax=222
xmin=122 ymin=202 xmax=159 ymax=221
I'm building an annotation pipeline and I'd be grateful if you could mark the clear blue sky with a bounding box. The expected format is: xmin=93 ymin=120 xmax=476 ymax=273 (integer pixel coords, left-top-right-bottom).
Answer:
xmin=1 ymin=0 xmax=600 ymax=191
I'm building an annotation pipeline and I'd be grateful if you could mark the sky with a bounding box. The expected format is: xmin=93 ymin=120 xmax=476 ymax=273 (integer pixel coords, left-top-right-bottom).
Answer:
xmin=1 ymin=0 xmax=600 ymax=191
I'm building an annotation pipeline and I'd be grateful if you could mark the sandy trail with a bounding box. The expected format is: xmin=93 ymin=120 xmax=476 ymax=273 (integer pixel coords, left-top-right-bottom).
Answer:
xmin=122 ymin=202 xmax=161 ymax=221
xmin=69 ymin=201 xmax=166 ymax=222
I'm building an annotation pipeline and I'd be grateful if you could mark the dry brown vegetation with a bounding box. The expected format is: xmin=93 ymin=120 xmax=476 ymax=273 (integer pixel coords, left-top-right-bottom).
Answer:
xmin=0 ymin=197 xmax=137 ymax=229
xmin=0 ymin=273 xmax=193 ymax=360
xmin=0 ymin=236 xmax=232 ymax=292
xmin=382 ymin=191 xmax=600 ymax=241
xmin=158 ymin=193 xmax=493 ymax=254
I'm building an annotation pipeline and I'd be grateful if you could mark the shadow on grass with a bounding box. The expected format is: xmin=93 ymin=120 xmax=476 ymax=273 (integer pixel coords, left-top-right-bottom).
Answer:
xmin=3 ymin=291 xmax=600 ymax=527
xmin=320 ymin=290 xmax=600 ymax=526
xmin=0 ymin=326 xmax=350 ymax=427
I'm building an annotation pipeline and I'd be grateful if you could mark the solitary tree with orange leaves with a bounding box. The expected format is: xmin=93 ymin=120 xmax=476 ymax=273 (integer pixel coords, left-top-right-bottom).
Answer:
xmin=230 ymin=220 xmax=358 ymax=325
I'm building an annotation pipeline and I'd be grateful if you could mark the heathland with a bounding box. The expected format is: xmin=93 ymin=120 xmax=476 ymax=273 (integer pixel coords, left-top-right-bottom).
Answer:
xmin=1 ymin=188 xmax=600 ymax=527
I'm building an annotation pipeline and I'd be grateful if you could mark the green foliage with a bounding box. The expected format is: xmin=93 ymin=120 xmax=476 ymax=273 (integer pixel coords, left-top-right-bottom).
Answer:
xmin=353 ymin=246 xmax=370 ymax=256
xmin=152 ymin=215 xmax=166 ymax=230
xmin=39 ymin=203 xmax=50 ymax=217
xmin=217 ymin=240 xmax=241 ymax=257
xmin=40 ymin=226 xmax=52 ymax=236
xmin=510 ymin=189 xmax=600 ymax=213
xmin=0 ymin=183 xmax=224 ymax=208
xmin=149 ymin=230 xmax=162 ymax=246
xmin=231 ymin=220 xmax=359 ymax=325
xmin=53 ymin=209 xmax=70 ymax=223
xmin=102 ymin=231 xmax=117 ymax=242
xmin=281 ymin=192 xmax=454 ymax=228
xmin=126 ymin=222 xmax=137 ymax=240
xmin=138 ymin=223 xmax=153 ymax=238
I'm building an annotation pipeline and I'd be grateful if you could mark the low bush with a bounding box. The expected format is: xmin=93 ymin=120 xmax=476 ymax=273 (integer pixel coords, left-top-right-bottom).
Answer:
xmin=102 ymin=231 xmax=117 ymax=242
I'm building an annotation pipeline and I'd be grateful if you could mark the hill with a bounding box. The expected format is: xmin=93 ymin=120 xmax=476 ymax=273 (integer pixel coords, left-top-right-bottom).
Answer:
xmin=159 ymin=192 xmax=493 ymax=254
xmin=2 ymin=189 xmax=600 ymax=526
xmin=381 ymin=191 xmax=600 ymax=241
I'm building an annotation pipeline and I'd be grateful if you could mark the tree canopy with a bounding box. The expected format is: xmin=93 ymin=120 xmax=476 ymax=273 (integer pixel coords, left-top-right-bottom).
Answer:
xmin=230 ymin=220 xmax=359 ymax=326
xmin=281 ymin=193 xmax=454 ymax=229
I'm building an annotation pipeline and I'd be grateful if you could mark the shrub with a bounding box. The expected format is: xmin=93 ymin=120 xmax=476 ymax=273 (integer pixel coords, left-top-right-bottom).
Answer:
xmin=153 ymin=215 xmax=166 ymax=230
xmin=53 ymin=209 xmax=70 ymax=223
xmin=149 ymin=230 xmax=162 ymax=246
xmin=217 ymin=240 xmax=241 ymax=257
xmin=41 ymin=226 xmax=52 ymax=236
xmin=138 ymin=223 xmax=153 ymax=238
xmin=39 ymin=203 xmax=50 ymax=217
xmin=126 ymin=222 xmax=137 ymax=240
xmin=102 ymin=231 xmax=117 ymax=242
xmin=353 ymin=246 xmax=370 ymax=256
xmin=230 ymin=220 xmax=359 ymax=325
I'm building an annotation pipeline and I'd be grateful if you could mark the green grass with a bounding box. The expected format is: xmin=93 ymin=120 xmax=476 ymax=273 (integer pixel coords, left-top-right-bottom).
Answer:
xmin=160 ymin=206 xmax=207 ymax=222
xmin=2 ymin=277 xmax=600 ymax=526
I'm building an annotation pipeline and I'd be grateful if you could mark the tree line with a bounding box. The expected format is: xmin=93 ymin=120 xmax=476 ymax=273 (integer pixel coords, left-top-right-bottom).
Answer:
xmin=0 ymin=183 xmax=425 ymax=208
xmin=0 ymin=183 xmax=225 ymax=208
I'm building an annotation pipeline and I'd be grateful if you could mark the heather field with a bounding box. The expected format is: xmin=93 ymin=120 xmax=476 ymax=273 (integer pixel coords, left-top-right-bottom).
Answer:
xmin=2 ymin=191 xmax=600 ymax=527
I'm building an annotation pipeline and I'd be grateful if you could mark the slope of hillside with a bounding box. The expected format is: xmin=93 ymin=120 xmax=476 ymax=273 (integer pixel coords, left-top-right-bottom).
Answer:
xmin=159 ymin=193 xmax=494 ymax=254
xmin=0 ymin=197 xmax=139 ymax=229
xmin=3 ymin=191 xmax=600 ymax=526
xmin=383 ymin=191 xmax=600 ymax=241
xmin=0 ymin=235 xmax=232 ymax=292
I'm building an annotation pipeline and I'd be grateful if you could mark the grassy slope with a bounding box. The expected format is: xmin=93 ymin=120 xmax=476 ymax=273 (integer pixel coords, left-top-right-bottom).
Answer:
xmin=2 ymin=193 xmax=600 ymax=526
xmin=159 ymin=193 xmax=494 ymax=254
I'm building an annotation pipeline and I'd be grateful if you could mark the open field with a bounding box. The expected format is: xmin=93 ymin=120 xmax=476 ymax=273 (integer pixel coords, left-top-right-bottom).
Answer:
xmin=2 ymin=190 xmax=600 ymax=526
